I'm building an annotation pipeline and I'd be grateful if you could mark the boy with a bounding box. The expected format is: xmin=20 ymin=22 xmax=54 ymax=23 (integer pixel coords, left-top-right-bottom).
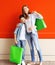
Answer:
xmin=14 ymin=15 xmax=26 ymax=65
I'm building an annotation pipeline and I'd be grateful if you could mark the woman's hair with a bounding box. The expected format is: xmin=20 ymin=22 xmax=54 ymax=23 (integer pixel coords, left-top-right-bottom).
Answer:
xmin=20 ymin=5 xmax=31 ymax=19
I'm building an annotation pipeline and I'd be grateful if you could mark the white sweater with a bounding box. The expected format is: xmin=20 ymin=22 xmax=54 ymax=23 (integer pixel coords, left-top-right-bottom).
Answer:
xmin=25 ymin=12 xmax=43 ymax=33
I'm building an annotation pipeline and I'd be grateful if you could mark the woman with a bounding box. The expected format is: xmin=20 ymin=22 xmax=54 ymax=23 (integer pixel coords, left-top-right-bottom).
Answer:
xmin=21 ymin=5 xmax=43 ymax=65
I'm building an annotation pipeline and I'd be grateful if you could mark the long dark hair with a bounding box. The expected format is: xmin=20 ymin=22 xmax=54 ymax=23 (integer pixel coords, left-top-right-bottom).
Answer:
xmin=19 ymin=5 xmax=31 ymax=19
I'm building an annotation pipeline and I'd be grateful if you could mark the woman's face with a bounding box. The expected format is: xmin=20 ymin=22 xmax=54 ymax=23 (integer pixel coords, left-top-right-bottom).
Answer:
xmin=23 ymin=6 xmax=29 ymax=14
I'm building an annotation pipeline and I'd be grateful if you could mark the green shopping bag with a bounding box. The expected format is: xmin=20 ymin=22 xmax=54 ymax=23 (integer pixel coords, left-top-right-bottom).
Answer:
xmin=10 ymin=45 xmax=23 ymax=64
xmin=35 ymin=19 xmax=47 ymax=31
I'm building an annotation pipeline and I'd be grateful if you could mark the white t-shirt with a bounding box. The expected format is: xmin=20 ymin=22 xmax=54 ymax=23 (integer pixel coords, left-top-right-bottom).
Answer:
xmin=19 ymin=24 xmax=26 ymax=40
xmin=25 ymin=15 xmax=32 ymax=33
xmin=25 ymin=13 xmax=37 ymax=33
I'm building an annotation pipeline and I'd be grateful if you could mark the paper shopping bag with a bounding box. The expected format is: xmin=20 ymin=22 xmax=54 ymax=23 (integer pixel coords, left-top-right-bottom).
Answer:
xmin=35 ymin=19 xmax=47 ymax=31
xmin=10 ymin=45 xmax=23 ymax=64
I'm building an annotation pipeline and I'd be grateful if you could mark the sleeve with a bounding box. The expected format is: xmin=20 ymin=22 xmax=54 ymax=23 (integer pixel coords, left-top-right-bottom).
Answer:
xmin=32 ymin=11 xmax=43 ymax=19
xmin=14 ymin=23 xmax=20 ymax=34
xmin=14 ymin=27 xmax=19 ymax=34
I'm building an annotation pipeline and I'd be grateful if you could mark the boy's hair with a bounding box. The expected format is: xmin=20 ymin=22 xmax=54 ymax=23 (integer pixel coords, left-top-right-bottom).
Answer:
xmin=19 ymin=15 xmax=24 ymax=19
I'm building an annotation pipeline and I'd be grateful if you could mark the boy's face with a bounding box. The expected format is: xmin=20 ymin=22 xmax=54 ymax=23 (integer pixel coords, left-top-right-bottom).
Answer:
xmin=20 ymin=17 xmax=25 ymax=23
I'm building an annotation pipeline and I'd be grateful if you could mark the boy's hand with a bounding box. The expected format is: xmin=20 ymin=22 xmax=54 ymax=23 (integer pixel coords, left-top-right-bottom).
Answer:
xmin=15 ymin=40 xmax=18 ymax=44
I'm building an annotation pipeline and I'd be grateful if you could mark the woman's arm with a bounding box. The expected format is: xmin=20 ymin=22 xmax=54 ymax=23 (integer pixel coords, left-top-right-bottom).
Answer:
xmin=32 ymin=11 xmax=43 ymax=19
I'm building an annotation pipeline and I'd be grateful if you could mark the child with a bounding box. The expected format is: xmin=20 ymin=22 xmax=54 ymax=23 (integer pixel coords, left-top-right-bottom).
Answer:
xmin=14 ymin=15 xmax=26 ymax=65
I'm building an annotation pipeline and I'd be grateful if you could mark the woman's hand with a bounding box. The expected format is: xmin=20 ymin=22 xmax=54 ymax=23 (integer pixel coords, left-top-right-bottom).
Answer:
xmin=28 ymin=27 xmax=32 ymax=31
xmin=32 ymin=11 xmax=37 ymax=14
xmin=28 ymin=26 xmax=37 ymax=31
xmin=32 ymin=11 xmax=43 ymax=19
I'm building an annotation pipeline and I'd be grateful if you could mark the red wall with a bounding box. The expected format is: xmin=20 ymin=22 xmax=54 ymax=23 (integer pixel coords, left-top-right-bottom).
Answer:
xmin=0 ymin=0 xmax=55 ymax=38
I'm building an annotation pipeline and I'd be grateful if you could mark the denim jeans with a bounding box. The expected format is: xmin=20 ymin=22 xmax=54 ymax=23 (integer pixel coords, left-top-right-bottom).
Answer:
xmin=26 ymin=32 xmax=43 ymax=62
xmin=17 ymin=40 xmax=26 ymax=61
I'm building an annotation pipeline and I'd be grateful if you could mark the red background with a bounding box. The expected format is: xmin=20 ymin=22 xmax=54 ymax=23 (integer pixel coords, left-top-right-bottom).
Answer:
xmin=0 ymin=0 xmax=55 ymax=38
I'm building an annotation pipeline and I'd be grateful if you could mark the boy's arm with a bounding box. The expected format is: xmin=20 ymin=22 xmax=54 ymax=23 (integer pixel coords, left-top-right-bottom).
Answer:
xmin=14 ymin=34 xmax=18 ymax=44
xmin=14 ymin=27 xmax=18 ymax=44
xmin=14 ymin=23 xmax=20 ymax=44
